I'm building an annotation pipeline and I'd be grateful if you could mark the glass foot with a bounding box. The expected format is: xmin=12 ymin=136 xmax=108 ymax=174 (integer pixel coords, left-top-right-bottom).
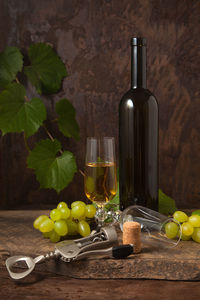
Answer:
xmin=95 ymin=204 xmax=121 ymax=226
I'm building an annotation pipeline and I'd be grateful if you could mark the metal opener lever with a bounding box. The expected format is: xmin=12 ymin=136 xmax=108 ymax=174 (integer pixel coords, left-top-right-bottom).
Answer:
xmin=6 ymin=226 xmax=134 ymax=280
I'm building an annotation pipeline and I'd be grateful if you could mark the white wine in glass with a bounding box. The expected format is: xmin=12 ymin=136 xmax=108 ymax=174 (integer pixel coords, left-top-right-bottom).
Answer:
xmin=84 ymin=137 xmax=117 ymax=224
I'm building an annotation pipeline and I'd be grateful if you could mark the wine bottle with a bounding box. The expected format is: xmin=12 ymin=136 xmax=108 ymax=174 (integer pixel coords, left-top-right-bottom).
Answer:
xmin=119 ymin=37 xmax=158 ymax=211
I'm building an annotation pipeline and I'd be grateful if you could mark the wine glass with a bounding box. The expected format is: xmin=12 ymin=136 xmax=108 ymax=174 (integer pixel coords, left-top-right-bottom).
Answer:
xmin=120 ymin=205 xmax=182 ymax=248
xmin=84 ymin=137 xmax=117 ymax=225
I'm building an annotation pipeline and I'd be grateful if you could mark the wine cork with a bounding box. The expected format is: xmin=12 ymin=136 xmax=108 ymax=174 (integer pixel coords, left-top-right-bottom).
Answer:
xmin=123 ymin=221 xmax=141 ymax=253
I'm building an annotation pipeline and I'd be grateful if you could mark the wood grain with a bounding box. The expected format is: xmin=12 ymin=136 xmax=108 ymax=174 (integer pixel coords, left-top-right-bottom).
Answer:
xmin=1 ymin=268 xmax=200 ymax=300
xmin=0 ymin=0 xmax=200 ymax=209
xmin=1 ymin=210 xmax=200 ymax=281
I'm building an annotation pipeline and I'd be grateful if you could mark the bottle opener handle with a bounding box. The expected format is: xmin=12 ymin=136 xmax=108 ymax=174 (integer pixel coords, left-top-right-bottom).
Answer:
xmin=6 ymin=254 xmax=45 ymax=280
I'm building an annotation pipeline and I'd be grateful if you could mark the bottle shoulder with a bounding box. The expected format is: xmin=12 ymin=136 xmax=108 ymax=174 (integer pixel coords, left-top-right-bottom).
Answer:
xmin=120 ymin=88 xmax=158 ymax=106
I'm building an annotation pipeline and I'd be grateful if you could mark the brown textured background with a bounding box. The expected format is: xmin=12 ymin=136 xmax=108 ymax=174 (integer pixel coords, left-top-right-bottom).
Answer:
xmin=0 ymin=0 xmax=200 ymax=209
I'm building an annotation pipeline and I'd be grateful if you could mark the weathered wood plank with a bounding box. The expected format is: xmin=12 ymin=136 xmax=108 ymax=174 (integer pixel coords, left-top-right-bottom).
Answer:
xmin=1 ymin=267 xmax=200 ymax=300
xmin=1 ymin=210 xmax=200 ymax=281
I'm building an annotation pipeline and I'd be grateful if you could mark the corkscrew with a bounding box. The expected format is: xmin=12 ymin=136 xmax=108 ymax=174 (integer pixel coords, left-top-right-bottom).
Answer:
xmin=6 ymin=226 xmax=134 ymax=280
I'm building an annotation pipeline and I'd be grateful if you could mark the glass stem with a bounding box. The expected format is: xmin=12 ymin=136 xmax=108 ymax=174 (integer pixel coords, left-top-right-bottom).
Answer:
xmin=96 ymin=204 xmax=106 ymax=227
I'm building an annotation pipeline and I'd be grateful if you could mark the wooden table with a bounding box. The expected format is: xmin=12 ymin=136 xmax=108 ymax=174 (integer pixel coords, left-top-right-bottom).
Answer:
xmin=1 ymin=210 xmax=200 ymax=300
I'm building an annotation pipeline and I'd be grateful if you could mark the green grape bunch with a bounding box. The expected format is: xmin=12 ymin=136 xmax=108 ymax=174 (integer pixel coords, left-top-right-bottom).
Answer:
xmin=33 ymin=201 xmax=96 ymax=242
xmin=165 ymin=210 xmax=200 ymax=243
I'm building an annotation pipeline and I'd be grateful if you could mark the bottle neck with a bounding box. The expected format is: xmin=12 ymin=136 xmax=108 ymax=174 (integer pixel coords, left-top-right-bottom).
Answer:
xmin=131 ymin=45 xmax=146 ymax=89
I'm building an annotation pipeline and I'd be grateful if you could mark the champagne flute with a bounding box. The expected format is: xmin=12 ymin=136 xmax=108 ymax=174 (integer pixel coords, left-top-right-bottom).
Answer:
xmin=84 ymin=137 xmax=117 ymax=225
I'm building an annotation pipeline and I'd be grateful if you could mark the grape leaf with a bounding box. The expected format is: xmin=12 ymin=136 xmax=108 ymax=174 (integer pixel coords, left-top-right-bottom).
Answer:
xmin=158 ymin=189 xmax=177 ymax=215
xmin=0 ymin=47 xmax=23 ymax=88
xmin=192 ymin=210 xmax=200 ymax=216
xmin=56 ymin=98 xmax=80 ymax=140
xmin=24 ymin=43 xmax=67 ymax=94
xmin=27 ymin=139 xmax=77 ymax=193
xmin=0 ymin=83 xmax=46 ymax=137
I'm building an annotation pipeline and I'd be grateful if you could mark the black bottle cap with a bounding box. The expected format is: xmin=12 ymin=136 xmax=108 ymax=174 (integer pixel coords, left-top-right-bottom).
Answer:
xmin=131 ymin=37 xmax=146 ymax=46
xmin=112 ymin=244 xmax=134 ymax=259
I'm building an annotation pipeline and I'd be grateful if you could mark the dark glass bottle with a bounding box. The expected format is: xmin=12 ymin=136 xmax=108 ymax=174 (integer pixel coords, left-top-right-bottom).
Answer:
xmin=119 ymin=37 xmax=158 ymax=211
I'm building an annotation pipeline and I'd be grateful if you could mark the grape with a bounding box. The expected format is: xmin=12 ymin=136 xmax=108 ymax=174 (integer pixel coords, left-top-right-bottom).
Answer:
xmin=33 ymin=215 xmax=48 ymax=229
xmin=85 ymin=176 xmax=95 ymax=194
xmin=33 ymin=199 xmax=97 ymax=242
xmin=50 ymin=208 xmax=62 ymax=221
xmin=165 ymin=222 xmax=179 ymax=239
xmin=173 ymin=211 xmax=188 ymax=223
xmin=77 ymin=215 xmax=86 ymax=221
xmin=59 ymin=207 xmax=71 ymax=219
xmin=54 ymin=220 xmax=68 ymax=236
xmin=71 ymin=204 xmax=86 ymax=219
xmin=177 ymin=229 xmax=191 ymax=241
xmin=42 ymin=231 xmax=51 ymax=238
xmin=71 ymin=201 xmax=86 ymax=208
xmin=192 ymin=210 xmax=200 ymax=216
xmin=192 ymin=227 xmax=200 ymax=243
xmin=181 ymin=222 xmax=194 ymax=236
xmin=78 ymin=220 xmax=91 ymax=237
xmin=85 ymin=204 xmax=96 ymax=218
xmin=181 ymin=233 xmax=192 ymax=241
xmin=188 ymin=215 xmax=200 ymax=227
xmin=66 ymin=219 xmax=78 ymax=235
xmin=49 ymin=230 xmax=60 ymax=243
xmin=39 ymin=218 xmax=54 ymax=233
xmin=57 ymin=201 xmax=68 ymax=210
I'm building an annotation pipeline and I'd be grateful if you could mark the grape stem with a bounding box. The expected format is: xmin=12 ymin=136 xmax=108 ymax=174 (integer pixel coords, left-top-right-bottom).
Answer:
xmin=15 ymin=77 xmax=29 ymax=102
xmin=79 ymin=169 xmax=85 ymax=177
xmin=43 ymin=124 xmax=55 ymax=141
xmin=42 ymin=124 xmax=63 ymax=154
xmin=23 ymin=133 xmax=31 ymax=152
